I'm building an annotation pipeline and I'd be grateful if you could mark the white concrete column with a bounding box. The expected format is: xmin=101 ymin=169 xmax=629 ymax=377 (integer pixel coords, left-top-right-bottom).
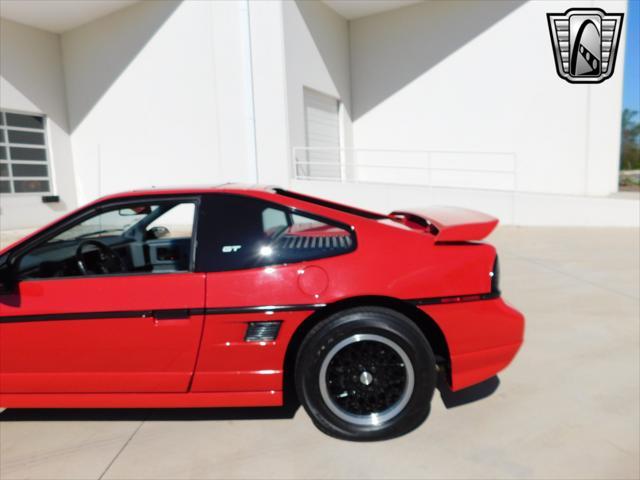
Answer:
xmin=248 ymin=0 xmax=291 ymax=186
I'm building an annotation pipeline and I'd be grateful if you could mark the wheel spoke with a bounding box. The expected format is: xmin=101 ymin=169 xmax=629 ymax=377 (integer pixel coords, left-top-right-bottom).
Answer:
xmin=324 ymin=338 xmax=409 ymax=417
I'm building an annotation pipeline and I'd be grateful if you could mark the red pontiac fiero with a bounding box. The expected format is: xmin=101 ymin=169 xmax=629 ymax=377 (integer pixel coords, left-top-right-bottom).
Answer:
xmin=0 ymin=186 xmax=524 ymax=440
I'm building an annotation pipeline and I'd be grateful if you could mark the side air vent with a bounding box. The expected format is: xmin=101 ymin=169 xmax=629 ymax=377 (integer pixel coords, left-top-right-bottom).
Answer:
xmin=245 ymin=321 xmax=282 ymax=342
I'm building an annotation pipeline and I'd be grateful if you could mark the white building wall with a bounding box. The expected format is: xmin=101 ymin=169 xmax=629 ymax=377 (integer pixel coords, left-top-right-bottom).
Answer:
xmin=348 ymin=0 xmax=627 ymax=197
xmin=212 ymin=1 xmax=254 ymax=184
xmin=60 ymin=0 xmax=251 ymax=204
xmin=0 ymin=18 xmax=77 ymax=230
xmin=0 ymin=0 xmax=635 ymax=230
xmin=248 ymin=0 xmax=291 ymax=186
xmin=281 ymin=0 xmax=353 ymax=174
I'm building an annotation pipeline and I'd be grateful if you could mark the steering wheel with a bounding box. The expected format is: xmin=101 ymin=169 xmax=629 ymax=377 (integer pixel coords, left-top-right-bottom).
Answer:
xmin=75 ymin=239 xmax=125 ymax=275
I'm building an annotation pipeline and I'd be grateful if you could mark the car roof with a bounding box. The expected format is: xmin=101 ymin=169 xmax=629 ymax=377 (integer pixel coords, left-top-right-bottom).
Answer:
xmin=100 ymin=183 xmax=276 ymax=199
xmin=97 ymin=185 xmax=387 ymax=220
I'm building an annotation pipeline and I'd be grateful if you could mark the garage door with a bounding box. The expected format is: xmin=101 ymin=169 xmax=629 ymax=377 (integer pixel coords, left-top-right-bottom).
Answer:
xmin=302 ymin=88 xmax=341 ymax=179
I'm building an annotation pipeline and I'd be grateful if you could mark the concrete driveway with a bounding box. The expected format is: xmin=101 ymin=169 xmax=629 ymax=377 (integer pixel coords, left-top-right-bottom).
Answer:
xmin=1 ymin=227 xmax=638 ymax=479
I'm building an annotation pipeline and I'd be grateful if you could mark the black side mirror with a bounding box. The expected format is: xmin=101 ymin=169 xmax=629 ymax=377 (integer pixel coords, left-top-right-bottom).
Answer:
xmin=148 ymin=226 xmax=169 ymax=239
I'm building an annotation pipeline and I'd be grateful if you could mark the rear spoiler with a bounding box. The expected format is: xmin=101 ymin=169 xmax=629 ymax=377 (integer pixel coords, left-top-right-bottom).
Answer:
xmin=389 ymin=207 xmax=498 ymax=242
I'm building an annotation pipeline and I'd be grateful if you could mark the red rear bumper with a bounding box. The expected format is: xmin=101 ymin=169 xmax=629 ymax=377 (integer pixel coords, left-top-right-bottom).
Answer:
xmin=418 ymin=297 xmax=524 ymax=391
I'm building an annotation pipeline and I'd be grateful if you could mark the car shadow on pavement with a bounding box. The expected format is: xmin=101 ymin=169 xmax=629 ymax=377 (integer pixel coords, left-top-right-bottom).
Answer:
xmin=437 ymin=375 xmax=500 ymax=409
xmin=0 ymin=402 xmax=301 ymax=422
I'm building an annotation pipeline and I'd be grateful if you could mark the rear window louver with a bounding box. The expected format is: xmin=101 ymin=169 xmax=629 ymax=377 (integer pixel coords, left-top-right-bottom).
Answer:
xmin=281 ymin=235 xmax=352 ymax=250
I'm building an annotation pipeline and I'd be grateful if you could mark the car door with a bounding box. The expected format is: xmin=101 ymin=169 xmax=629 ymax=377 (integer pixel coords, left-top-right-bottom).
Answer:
xmin=0 ymin=197 xmax=205 ymax=393
xmin=190 ymin=194 xmax=356 ymax=393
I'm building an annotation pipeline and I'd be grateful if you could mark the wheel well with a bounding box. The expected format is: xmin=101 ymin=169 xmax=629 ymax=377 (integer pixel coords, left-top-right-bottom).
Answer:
xmin=282 ymin=296 xmax=451 ymax=405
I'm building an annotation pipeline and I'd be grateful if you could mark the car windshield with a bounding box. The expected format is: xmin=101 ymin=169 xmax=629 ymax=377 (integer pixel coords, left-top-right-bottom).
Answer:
xmin=50 ymin=206 xmax=157 ymax=242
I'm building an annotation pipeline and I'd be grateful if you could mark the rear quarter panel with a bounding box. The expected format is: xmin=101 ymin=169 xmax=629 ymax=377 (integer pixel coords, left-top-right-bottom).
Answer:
xmin=192 ymin=207 xmax=498 ymax=394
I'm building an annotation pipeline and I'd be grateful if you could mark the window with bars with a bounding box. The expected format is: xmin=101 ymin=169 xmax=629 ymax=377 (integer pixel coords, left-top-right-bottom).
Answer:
xmin=0 ymin=111 xmax=52 ymax=194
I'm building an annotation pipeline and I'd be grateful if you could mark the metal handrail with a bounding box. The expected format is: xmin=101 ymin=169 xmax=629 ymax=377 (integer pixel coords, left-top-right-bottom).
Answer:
xmin=294 ymin=161 xmax=514 ymax=175
xmin=292 ymin=147 xmax=518 ymax=192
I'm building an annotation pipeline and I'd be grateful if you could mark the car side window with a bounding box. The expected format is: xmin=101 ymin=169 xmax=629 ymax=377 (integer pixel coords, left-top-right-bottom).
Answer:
xmin=146 ymin=203 xmax=196 ymax=240
xmin=16 ymin=200 xmax=197 ymax=280
xmin=197 ymin=194 xmax=355 ymax=272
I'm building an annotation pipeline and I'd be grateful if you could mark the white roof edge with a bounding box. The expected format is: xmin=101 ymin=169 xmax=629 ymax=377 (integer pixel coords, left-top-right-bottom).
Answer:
xmin=0 ymin=0 xmax=139 ymax=34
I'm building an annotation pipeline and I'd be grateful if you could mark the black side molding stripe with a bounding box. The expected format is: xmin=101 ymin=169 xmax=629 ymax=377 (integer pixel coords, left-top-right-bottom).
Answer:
xmin=0 ymin=304 xmax=326 ymax=324
xmin=0 ymin=294 xmax=498 ymax=324
xmin=201 ymin=304 xmax=327 ymax=315
xmin=408 ymin=292 xmax=500 ymax=306
xmin=0 ymin=310 xmax=154 ymax=323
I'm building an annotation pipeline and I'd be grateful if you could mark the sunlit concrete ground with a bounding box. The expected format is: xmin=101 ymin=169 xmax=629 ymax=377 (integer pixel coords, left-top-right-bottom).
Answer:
xmin=0 ymin=226 xmax=639 ymax=480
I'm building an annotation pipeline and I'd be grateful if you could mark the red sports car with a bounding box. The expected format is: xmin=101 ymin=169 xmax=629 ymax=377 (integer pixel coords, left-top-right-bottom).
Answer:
xmin=0 ymin=185 xmax=524 ymax=440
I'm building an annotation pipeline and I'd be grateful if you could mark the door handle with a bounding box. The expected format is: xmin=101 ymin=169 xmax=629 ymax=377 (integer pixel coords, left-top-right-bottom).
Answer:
xmin=153 ymin=309 xmax=191 ymax=320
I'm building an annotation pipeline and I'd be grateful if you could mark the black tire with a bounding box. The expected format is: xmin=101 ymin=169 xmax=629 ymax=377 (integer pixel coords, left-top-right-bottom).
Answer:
xmin=295 ymin=307 xmax=437 ymax=441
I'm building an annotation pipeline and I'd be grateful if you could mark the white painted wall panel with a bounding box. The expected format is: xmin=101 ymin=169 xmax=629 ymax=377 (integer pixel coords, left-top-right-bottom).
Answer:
xmin=61 ymin=0 xmax=248 ymax=204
